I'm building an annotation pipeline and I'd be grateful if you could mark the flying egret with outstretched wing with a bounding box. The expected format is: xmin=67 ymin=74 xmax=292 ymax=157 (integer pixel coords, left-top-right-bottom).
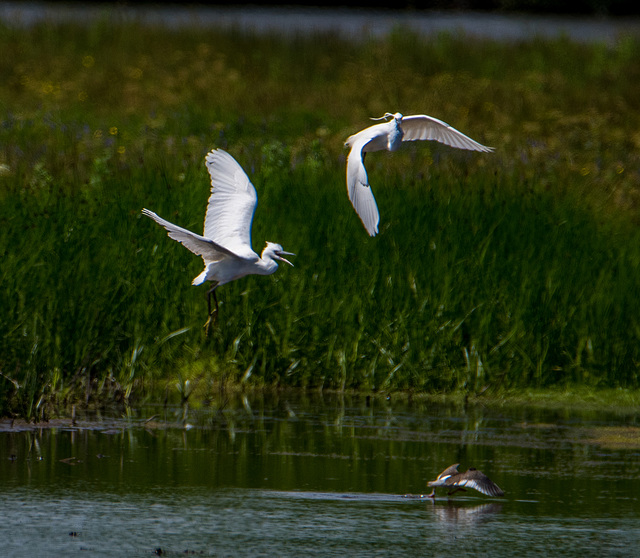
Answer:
xmin=345 ymin=112 xmax=494 ymax=236
xmin=142 ymin=148 xmax=294 ymax=333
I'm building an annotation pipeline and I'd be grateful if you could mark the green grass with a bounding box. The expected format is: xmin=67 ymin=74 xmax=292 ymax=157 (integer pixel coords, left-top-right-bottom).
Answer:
xmin=2 ymin=19 xmax=640 ymax=416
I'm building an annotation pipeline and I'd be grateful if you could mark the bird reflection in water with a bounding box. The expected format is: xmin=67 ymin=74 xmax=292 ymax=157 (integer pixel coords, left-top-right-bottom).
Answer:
xmin=426 ymin=501 xmax=504 ymax=526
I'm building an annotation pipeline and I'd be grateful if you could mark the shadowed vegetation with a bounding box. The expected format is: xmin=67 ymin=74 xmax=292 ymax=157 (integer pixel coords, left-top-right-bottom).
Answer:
xmin=1 ymin=18 xmax=640 ymax=416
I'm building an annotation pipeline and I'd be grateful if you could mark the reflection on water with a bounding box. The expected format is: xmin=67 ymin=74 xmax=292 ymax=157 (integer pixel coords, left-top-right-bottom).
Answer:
xmin=1 ymin=394 xmax=639 ymax=556
xmin=427 ymin=501 xmax=504 ymax=525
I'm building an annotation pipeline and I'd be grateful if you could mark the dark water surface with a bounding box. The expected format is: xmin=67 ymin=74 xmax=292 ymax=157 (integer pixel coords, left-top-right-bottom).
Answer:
xmin=2 ymin=3 xmax=640 ymax=44
xmin=1 ymin=394 xmax=640 ymax=556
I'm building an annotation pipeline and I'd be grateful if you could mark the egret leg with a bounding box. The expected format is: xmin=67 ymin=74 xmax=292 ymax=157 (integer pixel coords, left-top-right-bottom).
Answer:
xmin=426 ymin=489 xmax=436 ymax=499
xmin=204 ymin=284 xmax=219 ymax=335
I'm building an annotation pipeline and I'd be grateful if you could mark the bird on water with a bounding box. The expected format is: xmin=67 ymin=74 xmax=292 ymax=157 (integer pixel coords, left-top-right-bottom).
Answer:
xmin=426 ymin=463 xmax=504 ymax=498
xmin=142 ymin=148 xmax=295 ymax=334
xmin=344 ymin=112 xmax=493 ymax=236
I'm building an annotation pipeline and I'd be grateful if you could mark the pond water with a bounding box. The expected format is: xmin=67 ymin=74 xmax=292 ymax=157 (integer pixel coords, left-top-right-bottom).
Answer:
xmin=1 ymin=393 xmax=639 ymax=557
xmin=2 ymin=3 xmax=640 ymax=45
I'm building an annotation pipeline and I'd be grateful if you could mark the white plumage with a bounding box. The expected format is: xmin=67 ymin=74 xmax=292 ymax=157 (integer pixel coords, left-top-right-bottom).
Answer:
xmin=345 ymin=112 xmax=494 ymax=236
xmin=142 ymin=148 xmax=294 ymax=331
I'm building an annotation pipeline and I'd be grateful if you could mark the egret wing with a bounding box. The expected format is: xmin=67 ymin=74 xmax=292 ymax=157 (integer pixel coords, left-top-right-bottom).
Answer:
xmin=346 ymin=135 xmax=380 ymax=236
xmin=203 ymin=149 xmax=258 ymax=259
xmin=142 ymin=208 xmax=249 ymax=262
xmin=345 ymin=122 xmax=391 ymax=153
xmin=401 ymin=115 xmax=494 ymax=152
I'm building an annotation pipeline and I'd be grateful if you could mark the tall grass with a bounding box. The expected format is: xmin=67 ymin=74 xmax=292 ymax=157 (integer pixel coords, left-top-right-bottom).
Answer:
xmin=1 ymin=19 xmax=640 ymax=415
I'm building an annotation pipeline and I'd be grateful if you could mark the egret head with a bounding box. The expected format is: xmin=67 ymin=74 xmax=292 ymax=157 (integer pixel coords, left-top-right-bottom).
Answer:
xmin=371 ymin=112 xmax=403 ymax=122
xmin=263 ymin=242 xmax=295 ymax=266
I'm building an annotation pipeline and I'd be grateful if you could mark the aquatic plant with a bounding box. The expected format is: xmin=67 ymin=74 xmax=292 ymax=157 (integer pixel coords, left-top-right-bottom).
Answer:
xmin=1 ymin=20 xmax=640 ymax=415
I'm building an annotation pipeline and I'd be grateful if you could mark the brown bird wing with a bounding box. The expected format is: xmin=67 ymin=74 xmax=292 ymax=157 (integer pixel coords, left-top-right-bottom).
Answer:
xmin=436 ymin=463 xmax=461 ymax=480
xmin=450 ymin=468 xmax=505 ymax=497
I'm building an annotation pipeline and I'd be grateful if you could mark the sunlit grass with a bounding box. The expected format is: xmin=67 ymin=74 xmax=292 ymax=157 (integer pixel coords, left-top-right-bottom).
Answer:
xmin=1 ymin=19 xmax=640 ymax=416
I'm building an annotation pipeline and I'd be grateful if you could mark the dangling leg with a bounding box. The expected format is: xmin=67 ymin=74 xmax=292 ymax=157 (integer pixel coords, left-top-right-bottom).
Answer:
xmin=207 ymin=285 xmax=219 ymax=317
xmin=204 ymin=283 xmax=219 ymax=335
xmin=426 ymin=489 xmax=436 ymax=499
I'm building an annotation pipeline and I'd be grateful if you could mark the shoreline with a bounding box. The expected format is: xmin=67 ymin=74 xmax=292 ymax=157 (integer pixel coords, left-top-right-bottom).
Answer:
xmin=3 ymin=385 xmax=639 ymax=426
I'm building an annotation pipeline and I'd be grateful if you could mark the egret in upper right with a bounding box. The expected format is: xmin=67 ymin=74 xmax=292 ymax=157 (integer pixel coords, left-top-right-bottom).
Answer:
xmin=344 ymin=112 xmax=494 ymax=236
xmin=142 ymin=148 xmax=295 ymax=334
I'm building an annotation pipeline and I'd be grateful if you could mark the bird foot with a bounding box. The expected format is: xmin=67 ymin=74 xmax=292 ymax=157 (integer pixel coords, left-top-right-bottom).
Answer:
xmin=203 ymin=311 xmax=218 ymax=336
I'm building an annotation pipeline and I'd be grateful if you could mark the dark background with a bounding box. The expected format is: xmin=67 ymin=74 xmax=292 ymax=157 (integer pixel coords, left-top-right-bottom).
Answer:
xmin=18 ymin=1 xmax=640 ymax=17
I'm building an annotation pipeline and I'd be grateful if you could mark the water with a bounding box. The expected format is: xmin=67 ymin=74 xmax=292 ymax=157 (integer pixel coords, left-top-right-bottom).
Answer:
xmin=1 ymin=3 xmax=640 ymax=44
xmin=1 ymin=394 xmax=640 ymax=556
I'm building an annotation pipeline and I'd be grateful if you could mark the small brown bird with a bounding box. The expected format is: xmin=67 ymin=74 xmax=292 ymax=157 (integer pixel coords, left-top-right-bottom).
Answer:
xmin=427 ymin=463 xmax=504 ymax=498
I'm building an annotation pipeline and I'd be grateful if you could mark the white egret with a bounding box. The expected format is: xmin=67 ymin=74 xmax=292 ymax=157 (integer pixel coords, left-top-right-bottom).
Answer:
xmin=142 ymin=148 xmax=295 ymax=333
xmin=345 ymin=112 xmax=494 ymax=236
xmin=426 ymin=463 xmax=504 ymax=498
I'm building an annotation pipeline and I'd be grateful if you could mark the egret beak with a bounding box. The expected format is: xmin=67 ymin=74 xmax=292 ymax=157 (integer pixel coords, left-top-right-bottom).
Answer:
xmin=275 ymin=250 xmax=295 ymax=267
xmin=370 ymin=112 xmax=395 ymax=121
